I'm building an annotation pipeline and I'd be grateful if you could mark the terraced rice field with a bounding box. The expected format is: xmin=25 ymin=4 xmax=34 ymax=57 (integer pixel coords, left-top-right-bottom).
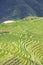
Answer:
xmin=0 ymin=17 xmax=43 ymax=65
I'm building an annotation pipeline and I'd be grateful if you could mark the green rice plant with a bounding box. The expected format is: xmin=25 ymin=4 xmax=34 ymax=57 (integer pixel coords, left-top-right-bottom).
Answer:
xmin=0 ymin=17 xmax=43 ymax=65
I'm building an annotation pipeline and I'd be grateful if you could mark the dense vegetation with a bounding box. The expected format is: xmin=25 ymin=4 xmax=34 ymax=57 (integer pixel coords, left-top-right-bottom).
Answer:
xmin=0 ymin=17 xmax=43 ymax=65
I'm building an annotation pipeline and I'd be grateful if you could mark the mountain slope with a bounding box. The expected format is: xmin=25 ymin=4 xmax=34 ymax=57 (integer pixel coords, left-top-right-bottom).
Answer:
xmin=0 ymin=0 xmax=43 ymax=22
xmin=0 ymin=17 xmax=43 ymax=65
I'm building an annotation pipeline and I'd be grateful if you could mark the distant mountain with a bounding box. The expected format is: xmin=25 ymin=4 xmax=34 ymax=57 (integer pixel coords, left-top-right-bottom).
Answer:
xmin=0 ymin=0 xmax=43 ymax=22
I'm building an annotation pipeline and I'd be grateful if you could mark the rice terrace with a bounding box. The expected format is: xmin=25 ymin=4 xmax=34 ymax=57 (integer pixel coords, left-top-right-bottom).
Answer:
xmin=0 ymin=17 xmax=43 ymax=65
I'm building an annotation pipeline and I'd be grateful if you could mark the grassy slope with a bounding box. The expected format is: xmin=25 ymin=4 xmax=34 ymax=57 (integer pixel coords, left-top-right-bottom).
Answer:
xmin=0 ymin=17 xmax=43 ymax=65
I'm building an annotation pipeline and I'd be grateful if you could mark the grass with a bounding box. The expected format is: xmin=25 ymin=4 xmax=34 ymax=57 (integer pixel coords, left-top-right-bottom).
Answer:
xmin=0 ymin=17 xmax=43 ymax=65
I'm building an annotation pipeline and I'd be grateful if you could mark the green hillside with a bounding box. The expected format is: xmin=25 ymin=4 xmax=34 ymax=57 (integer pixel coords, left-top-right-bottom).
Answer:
xmin=0 ymin=17 xmax=43 ymax=65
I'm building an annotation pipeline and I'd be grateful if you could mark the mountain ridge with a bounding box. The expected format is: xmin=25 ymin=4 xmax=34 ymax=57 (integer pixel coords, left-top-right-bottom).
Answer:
xmin=0 ymin=0 xmax=43 ymax=22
